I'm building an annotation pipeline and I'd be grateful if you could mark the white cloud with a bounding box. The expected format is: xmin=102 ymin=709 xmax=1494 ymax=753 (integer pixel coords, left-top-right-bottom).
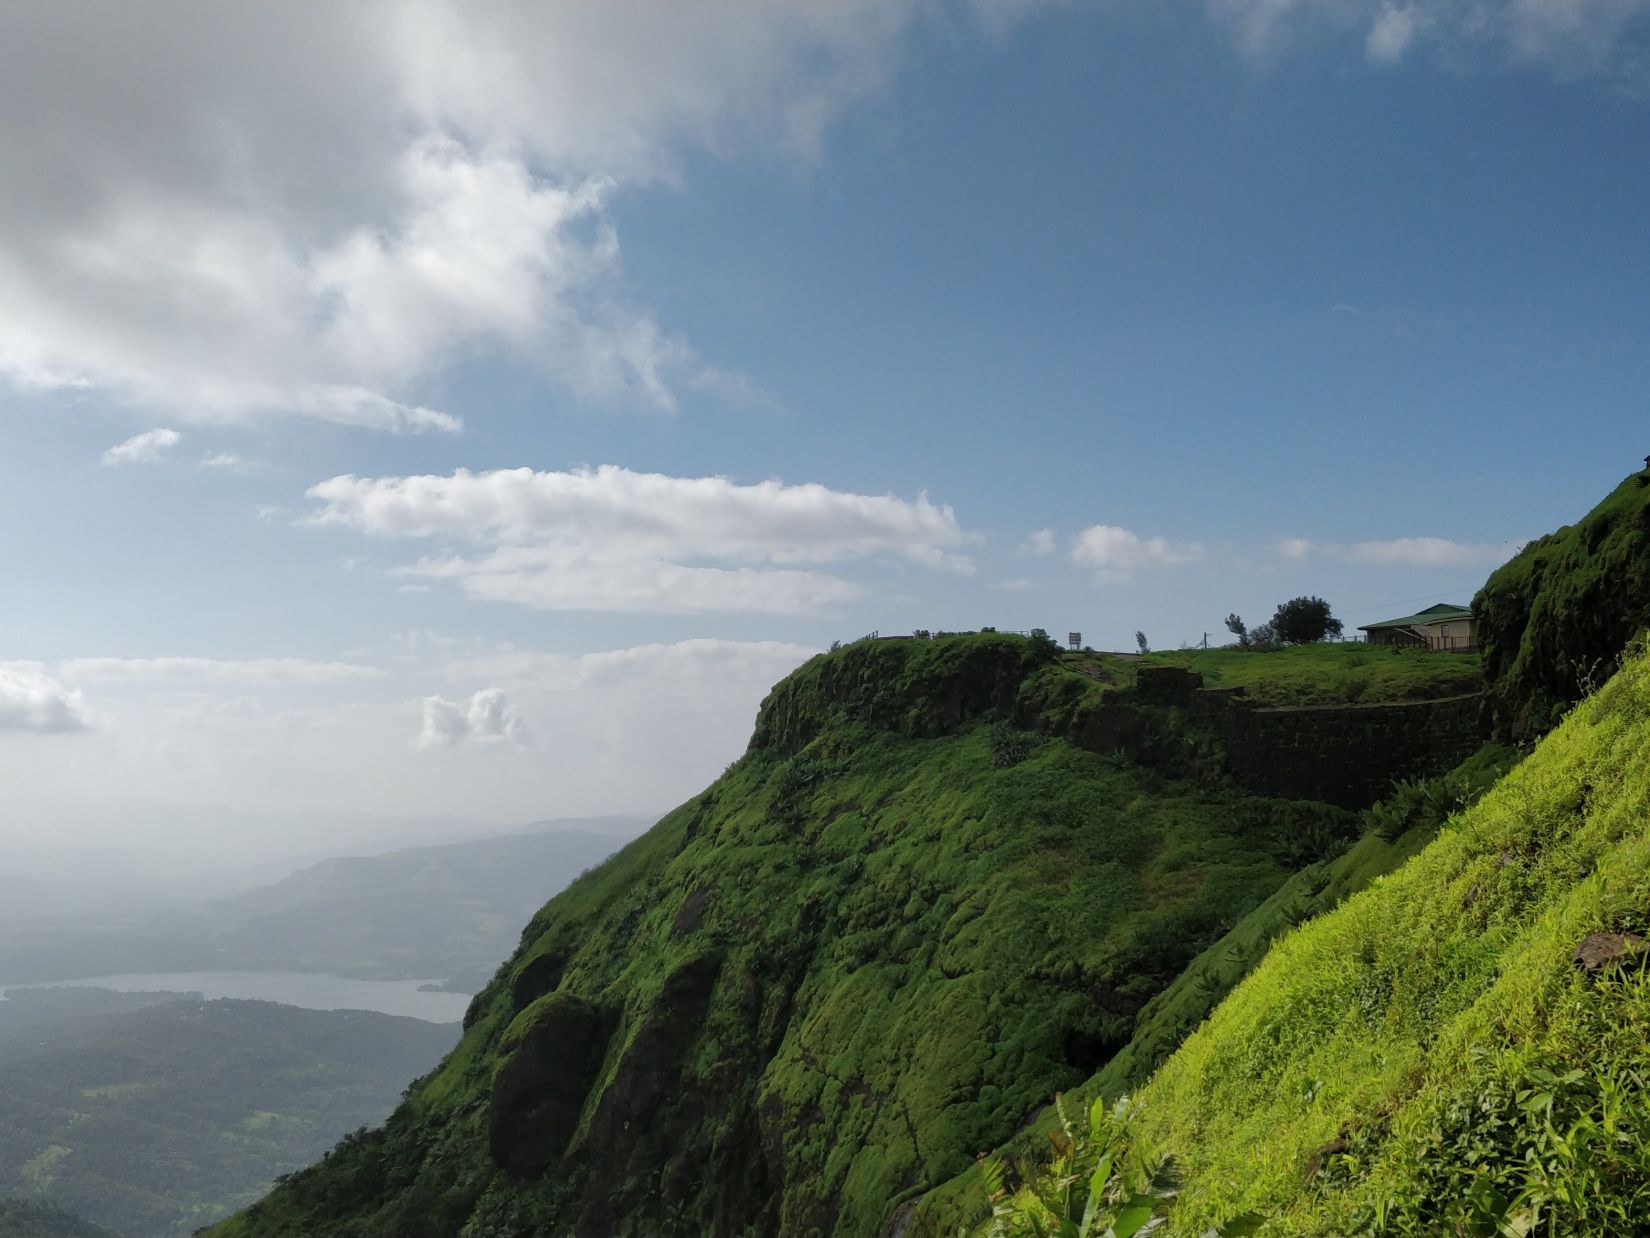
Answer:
xmin=414 ymin=687 xmax=527 ymax=749
xmin=446 ymin=638 xmax=816 ymax=692
xmin=1018 ymin=528 xmax=1057 ymax=557
xmin=1346 ymin=536 xmax=1526 ymax=567
xmin=1366 ymin=3 xmax=1425 ymax=61
xmin=101 ymin=428 xmax=181 ymax=466
xmin=304 ymin=465 xmax=973 ymax=615
xmin=1275 ymin=535 xmax=1525 ymax=567
xmin=1070 ymin=524 xmax=1204 ymax=582
xmin=0 ymin=3 xmax=1016 ymax=432
xmin=198 ymin=452 xmax=246 ymax=470
xmin=60 ymin=657 xmax=382 ymax=686
xmin=0 ymin=663 xmax=90 ymax=734
xmin=1207 ymin=0 xmax=1650 ymax=79
xmin=994 ymin=577 xmax=1033 ymax=592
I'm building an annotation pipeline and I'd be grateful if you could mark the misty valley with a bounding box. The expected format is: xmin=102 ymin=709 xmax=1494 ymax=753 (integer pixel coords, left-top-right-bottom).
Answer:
xmin=0 ymin=821 xmax=639 ymax=1236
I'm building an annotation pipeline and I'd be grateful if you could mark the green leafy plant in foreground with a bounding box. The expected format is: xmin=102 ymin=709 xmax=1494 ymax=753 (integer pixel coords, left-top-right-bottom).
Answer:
xmin=978 ymin=1095 xmax=1260 ymax=1238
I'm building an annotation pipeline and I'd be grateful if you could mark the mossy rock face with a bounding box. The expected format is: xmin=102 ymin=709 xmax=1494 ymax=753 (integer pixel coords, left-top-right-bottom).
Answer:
xmin=1476 ymin=470 xmax=1650 ymax=740
xmin=488 ymin=993 xmax=611 ymax=1177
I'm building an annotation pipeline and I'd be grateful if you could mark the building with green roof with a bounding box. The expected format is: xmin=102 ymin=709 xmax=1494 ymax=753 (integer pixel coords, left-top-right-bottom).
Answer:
xmin=1358 ymin=602 xmax=1476 ymax=652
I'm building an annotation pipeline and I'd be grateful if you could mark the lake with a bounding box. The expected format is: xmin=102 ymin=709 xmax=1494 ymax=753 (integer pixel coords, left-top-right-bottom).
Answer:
xmin=0 ymin=970 xmax=473 ymax=1024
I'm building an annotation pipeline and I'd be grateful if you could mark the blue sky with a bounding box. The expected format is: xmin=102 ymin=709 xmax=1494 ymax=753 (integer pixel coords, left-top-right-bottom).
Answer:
xmin=1 ymin=1 xmax=1646 ymax=845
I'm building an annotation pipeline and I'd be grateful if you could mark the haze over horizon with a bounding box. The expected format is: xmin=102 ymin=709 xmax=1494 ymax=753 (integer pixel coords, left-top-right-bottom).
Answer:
xmin=3 ymin=1 xmax=1647 ymax=845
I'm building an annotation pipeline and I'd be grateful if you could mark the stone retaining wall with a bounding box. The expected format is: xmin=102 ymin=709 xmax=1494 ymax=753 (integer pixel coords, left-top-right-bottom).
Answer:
xmin=1125 ymin=666 xmax=1485 ymax=808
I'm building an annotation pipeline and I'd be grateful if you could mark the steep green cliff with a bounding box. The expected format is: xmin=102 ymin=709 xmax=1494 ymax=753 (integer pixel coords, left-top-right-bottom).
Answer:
xmin=971 ymin=646 xmax=1650 ymax=1235
xmin=207 ymin=634 xmax=1475 ymax=1238
xmin=1476 ymin=468 xmax=1650 ymax=740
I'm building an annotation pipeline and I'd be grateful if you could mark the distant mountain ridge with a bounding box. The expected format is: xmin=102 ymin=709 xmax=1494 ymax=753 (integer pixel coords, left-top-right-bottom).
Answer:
xmin=0 ymin=821 xmax=644 ymax=992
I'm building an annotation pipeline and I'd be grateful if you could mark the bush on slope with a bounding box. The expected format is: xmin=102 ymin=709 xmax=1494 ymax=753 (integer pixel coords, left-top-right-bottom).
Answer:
xmin=1119 ymin=647 xmax=1650 ymax=1234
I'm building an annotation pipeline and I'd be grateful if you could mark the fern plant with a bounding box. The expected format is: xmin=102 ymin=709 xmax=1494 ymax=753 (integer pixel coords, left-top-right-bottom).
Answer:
xmin=975 ymin=1094 xmax=1260 ymax=1238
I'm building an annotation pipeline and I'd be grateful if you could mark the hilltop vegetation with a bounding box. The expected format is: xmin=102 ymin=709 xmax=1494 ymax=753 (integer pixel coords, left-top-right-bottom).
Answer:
xmin=1478 ymin=467 xmax=1650 ymax=739
xmin=1133 ymin=643 xmax=1481 ymax=707
xmin=0 ymin=999 xmax=453 ymax=1237
xmin=205 ymin=633 xmax=1477 ymax=1238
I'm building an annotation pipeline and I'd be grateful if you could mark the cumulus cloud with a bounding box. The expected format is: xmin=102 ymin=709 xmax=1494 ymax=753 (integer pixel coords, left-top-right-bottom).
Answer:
xmin=1276 ymin=535 xmax=1524 ymax=567
xmin=60 ymin=657 xmax=382 ymax=686
xmin=0 ymin=662 xmax=90 ymax=734
xmin=1018 ymin=528 xmax=1057 ymax=557
xmin=1070 ymin=524 xmax=1204 ymax=582
xmin=0 ymin=2 xmax=1018 ymax=431
xmin=1347 ymin=536 xmax=1526 ymax=567
xmin=448 ymin=638 xmax=816 ymax=692
xmin=1366 ymin=3 xmax=1425 ymax=61
xmin=101 ymin=428 xmax=181 ymax=466
xmin=1207 ymin=0 xmax=1650 ymax=80
xmin=197 ymin=452 xmax=246 ymax=470
xmin=414 ymin=687 xmax=527 ymax=749
xmin=303 ymin=465 xmax=973 ymax=615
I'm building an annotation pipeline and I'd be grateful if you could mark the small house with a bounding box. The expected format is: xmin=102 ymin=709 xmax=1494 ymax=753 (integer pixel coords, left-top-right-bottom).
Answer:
xmin=1358 ymin=603 xmax=1476 ymax=653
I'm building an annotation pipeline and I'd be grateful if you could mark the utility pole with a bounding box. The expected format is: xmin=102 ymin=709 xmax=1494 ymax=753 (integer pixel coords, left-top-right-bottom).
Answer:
xmin=1201 ymin=632 xmax=1208 ymax=650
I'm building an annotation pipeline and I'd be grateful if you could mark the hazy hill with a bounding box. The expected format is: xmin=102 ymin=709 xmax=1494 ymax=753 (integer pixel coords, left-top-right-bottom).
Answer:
xmin=0 ymin=824 xmax=637 ymax=992
xmin=0 ymin=1197 xmax=122 ymax=1238
xmin=203 ymin=631 xmax=1477 ymax=1238
xmin=0 ymin=999 xmax=453 ymax=1238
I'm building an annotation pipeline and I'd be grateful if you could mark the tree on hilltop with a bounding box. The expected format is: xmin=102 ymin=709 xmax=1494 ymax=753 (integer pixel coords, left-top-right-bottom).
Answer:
xmin=1270 ymin=596 xmax=1344 ymax=644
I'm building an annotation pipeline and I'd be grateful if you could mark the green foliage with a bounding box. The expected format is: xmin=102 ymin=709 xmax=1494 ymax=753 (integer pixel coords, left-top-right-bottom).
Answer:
xmin=979 ymin=1096 xmax=1183 ymax=1238
xmin=1269 ymin=597 xmax=1343 ymax=645
xmin=1476 ymin=470 xmax=1650 ymax=740
xmin=1096 ymin=650 xmax=1650 ymax=1233
xmin=909 ymin=744 xmax=1518 ymax=1235
xmin=1134 ymin=643 xmax=1481 ymax=707
xmin=1361 ymin=744 xmax=1518 ymax=842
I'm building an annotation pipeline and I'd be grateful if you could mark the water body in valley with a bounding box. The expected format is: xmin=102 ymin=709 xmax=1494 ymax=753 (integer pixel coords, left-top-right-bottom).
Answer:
xmin=0 ymin=970 xmax=472 ymax=1023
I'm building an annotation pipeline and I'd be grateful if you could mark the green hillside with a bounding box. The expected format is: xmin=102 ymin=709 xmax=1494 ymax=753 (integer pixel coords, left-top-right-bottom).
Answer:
xmin=0 ymin=1000 xmax=453 ymax=1237
xmin=203 ymin=633 xmax=1476 ymax=1238
xmin=906 ymin=742 xmax=1520 ymax=1233
xmin=0 ymin=1197 xmax=121 ymax=1238
xmin=982 ymin=644 xmax=1650 ymax=1235
xmin=1477 ymin=467 xmax=1650 ymax=740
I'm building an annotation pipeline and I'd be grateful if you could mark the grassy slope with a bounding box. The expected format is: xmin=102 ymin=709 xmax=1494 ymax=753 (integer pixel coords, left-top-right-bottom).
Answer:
xmin=1476 ymin=468 xmax=1650 ymax=740
xmin=908 ymin=743 xmax=1519 ymax=1234
xmin=1141 ymin=644 xmax=1482 ymax=706
xmin=207 ymin=635 xmax=1408 ymax=1238
xmin=1113 ymin=651 xmax=1650 ymax=1234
